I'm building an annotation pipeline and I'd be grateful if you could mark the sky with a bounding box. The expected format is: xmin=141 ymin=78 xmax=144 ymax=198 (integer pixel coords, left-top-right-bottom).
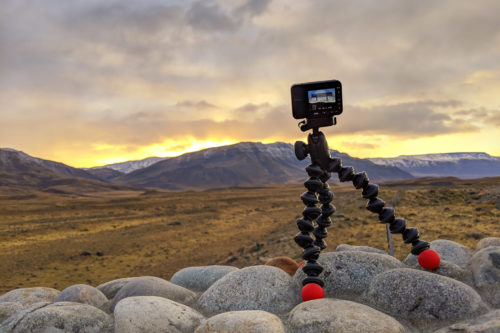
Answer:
xmin=1 ymin=0 xmax=499 ymax=168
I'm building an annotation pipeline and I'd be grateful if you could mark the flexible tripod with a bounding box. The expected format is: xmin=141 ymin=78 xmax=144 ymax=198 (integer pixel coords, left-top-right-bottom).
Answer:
xmin=293 ymin=125 xmax=438 ymax=300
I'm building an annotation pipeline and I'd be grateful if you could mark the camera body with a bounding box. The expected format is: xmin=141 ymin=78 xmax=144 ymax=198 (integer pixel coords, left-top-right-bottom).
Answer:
xmin=291 ymin=80 xmax=342 ymax=129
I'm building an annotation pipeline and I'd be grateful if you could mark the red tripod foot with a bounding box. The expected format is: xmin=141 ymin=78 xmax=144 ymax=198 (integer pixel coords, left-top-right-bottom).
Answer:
xmin=301 ymin=283 xmax=324 ymax=301
xmin=418 ymin=249 xmax=440 ymax=269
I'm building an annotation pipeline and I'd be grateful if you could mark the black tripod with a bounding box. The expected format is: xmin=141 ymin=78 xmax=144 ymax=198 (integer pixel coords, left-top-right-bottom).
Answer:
xmin=293 ymin=125 xmax=432 ymax=295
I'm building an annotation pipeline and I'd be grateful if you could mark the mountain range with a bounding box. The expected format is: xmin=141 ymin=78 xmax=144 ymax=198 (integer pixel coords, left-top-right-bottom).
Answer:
xmin=1 ymin=143 xmax=499 ymax=194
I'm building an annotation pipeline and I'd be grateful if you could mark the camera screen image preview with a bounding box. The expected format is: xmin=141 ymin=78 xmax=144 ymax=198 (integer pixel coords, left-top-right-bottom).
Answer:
xmin=308 ymin=88 xmax=335 ymax=116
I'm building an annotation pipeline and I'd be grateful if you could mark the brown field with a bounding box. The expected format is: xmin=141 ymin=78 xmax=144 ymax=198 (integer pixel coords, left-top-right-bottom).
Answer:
xmin=0 ymin=177 xmax=499 ymax=294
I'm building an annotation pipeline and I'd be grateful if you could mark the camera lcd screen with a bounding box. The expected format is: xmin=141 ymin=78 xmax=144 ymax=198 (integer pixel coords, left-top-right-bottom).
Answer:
xmin=308 ymin=88 xmax=336 ymax=114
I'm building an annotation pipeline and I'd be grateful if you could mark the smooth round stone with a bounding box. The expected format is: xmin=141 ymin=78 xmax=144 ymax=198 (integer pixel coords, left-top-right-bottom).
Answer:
xmin=0 ymin=302 xmax=22 ymax=323
xmin=1 ymin=301 xmax=113 ymax=333
xmin=366 ymin=268 xmax=488 ymax=330
xmin=114 ymin=296 xmax=204 ymax=333
xmin=404 ymin=239 xmax=473 ymax=267
xmin=195 ymin=310 xmax=285 ymax=333
xmin=171 ymin=265 xmax=238 ymax=292
xmin=97 ymin=277 xmax=135 ymax=299
xmin=288 ymin=298 xmax=405 ymax=333
xmin=469 ymin=246 xmax=500 ymax=307
xmin=110 ymin=276 xmax=197 ymax=311
xmin=293 ymin=251 xmax=403 ymax=301
xmin=265 ymin=257 xmax=299 ymax=276
xmin=434 ymin=309 xmax=500 ymax=333
xmin=0 ymin=287 xmax=60 ymax=306
xmin=197 ymin=265 xmax=300 ymax=314
xmin=476 ymin=237 xmax=500 ymax=251
xmin=336 ymin=244 xmax=387 ymax=255
xmin=55 ymin=284 xmax=108 ymax=311
xmin=412 ymin=259 xmax=474 ymax=286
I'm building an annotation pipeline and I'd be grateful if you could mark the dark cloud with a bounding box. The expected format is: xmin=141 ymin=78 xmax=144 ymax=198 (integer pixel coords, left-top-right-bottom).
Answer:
xmin=234 ymin=102 xmax=270 ymax=113
xmin=176 ymin=100 xmax=217 ymax=109
xmin=186 ymin=1 xmax=239 ymax=32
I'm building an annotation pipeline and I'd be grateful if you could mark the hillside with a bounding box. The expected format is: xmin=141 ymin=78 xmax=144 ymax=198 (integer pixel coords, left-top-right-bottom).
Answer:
xmin=113 ymin=142 xmax=413 ymax=190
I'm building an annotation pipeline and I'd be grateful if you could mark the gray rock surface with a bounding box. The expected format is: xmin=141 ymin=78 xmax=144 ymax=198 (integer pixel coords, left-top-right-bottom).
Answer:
xmin=97 ymin=277 xmax=135 ymax=300
xmin=434 ymin=309 xmax=500 ymax=333
xmin=288 ymin=298 xmax=406 ymax=333
xmin=114 ymin=296 xmax=204 ymax=333
xmin=110 ymin=276 xmax=196 ymax=311
xmin=197 ymin=265 xmax=299 ymax=314
xmin=336 ymin=244 xmax=387 ymax=255
xmin=404 ymin=239 xmax=473 ymax=267
xmin=366 ymin=268 xmax=488 ymax=330
xmin=171 ymin=265 xmax=239 ymax=292
xmin=412 ymin=259 xmax=474 ymax=286
xmin=0 ymin=302 xmax=22 ymax=323
xmin=476 ymin=237 xmax=500 ymax=251
xmin=470 ymin=246 xmax=500 ymax=307
xmin=1 ymin=301 xmax=113 ymax=333
xmin=54 ymin=284 xmax=108 ymax=311
xmin=194 ymin=310 xmax=285 ymax=333
xmin=0 ymin=287 xmax=59 ymax=306
xmin=293 ymin=251 xmax=403 ymax=301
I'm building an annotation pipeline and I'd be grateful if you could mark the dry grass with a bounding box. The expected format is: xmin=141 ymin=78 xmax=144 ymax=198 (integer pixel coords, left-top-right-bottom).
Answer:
xmin=0 ymin=177 xmax=499 ymax=294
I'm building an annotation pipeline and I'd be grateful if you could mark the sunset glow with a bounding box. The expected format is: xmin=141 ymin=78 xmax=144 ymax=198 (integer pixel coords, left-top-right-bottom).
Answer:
xmin=1 ymin=0 xmax=499 ymax=167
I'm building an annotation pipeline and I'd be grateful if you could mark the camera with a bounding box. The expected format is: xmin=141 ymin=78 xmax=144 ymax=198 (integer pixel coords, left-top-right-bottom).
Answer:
xmin=291 ymin=80 xmax=342 ymax=130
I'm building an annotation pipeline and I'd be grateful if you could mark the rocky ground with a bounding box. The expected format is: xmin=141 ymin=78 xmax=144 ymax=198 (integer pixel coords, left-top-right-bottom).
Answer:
xmin=1 ymin=237 xmax=499 ymax=333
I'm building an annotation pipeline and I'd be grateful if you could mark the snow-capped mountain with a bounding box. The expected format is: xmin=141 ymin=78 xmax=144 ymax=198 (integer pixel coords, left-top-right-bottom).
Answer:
xmin=112 ymin=142 xmax=413 ymax=190
xmin=368 ymin=153 xmax=500 ymax=178
xmin=87 ymin=156 xmax=169 ymax=174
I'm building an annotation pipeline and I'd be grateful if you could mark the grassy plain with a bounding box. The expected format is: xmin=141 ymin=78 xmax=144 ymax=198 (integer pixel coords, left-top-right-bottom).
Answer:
xmin=0 ymin=177 xmax=499 ymax=294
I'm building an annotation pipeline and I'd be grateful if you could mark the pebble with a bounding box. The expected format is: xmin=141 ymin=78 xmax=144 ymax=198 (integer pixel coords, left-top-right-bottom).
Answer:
xmin=336 ymin=243 xmax=387 ymax=255
xmin=54 ymin=284 xmax=109 ymax=311
xmin=434 ymin=309 xmax=500 ymax=333
xmin=293 ymin=251 xmax=403 ymax=301
xmin=1 ymin=301 xmax=113 ymax=333
xmin=288 ymin=298 xmax=406 ymax=333
xmin=265 ymin=257 xmax=299 ymax=276
xmin=114 ymin=296 xmax=204 ymax=333
xmin=404 ymin=239 xmax=473 ymax=267
xmin=366 ymin=268 xmax=488 ymax=331
xmin=197 ymin=265 xmax=300 ymax=314
xmin=475 ymin=237 xmax=500 ymax=251
xmin=110 ymin=276 xmax=197 ymax=311
xmin=170 ymin=265 xmax=238 ymax=292
xmin=194 ymin=310 xmax=285 ymax=333
xmin=0 ymin=287 xmax=59 ymax=306
xmin=97 ymin=277 xmax=135 ymax=299
xmin=0 ymin=302 xmax=22 ymax=323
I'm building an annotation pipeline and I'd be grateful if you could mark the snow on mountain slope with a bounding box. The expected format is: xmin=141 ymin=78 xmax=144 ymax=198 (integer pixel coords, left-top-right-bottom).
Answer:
xmin=87 ymin=156 xmax=168 ymax=174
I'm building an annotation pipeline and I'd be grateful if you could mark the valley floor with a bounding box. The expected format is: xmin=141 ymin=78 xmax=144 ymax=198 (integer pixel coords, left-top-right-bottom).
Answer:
xmin=0 ymin=177 xmax=499 ymax=294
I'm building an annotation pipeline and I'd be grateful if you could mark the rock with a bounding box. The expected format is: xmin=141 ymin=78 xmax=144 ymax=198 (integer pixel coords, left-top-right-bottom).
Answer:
xmin=412 ymin=259 xmax=474 ymax=286
xmin=470 ymin=246 xmax=500 ymax=307
xmin=1 ymin=301 xmax=113 ymax=333
xmin=336 ymin=244 xmax=387 ymax=255
xmin=404 ymin=239 xmax=473 ymax=267
xmin=0 ymin=287 xmax=59 ymax=306
xmin=434 ymin=309 xmax=500 ymax=333
xmin=97 ymin=277 xmax=135 ymax=300
xmin=366 ymin=268 xmax=488 ymax=331
xmin=194 ymin=310 xmax=285 ymax=333
xmin=197 ymin=265 xmax=299 ymax=314
xmin=110 ymin=276 xmax=197 ymax=311
xmin=114 ymin=296 xmax=204 ymax=333
xmin=292 ymin=251 xmax=403 ymax=301
xmin=171 ymin=265 xmax=239 ymax=292
xmin=476 ymin=237 xmax=500 ymax=251
xmin=288 ymin=298 xmax=405 ymax=333
xmin=0 ymin=302 xmax=22 ymax=323
xmin=54 ymin=284 xmax=108 ymax=311
xmin=265 ymin=257 xmax=299 ymax=276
